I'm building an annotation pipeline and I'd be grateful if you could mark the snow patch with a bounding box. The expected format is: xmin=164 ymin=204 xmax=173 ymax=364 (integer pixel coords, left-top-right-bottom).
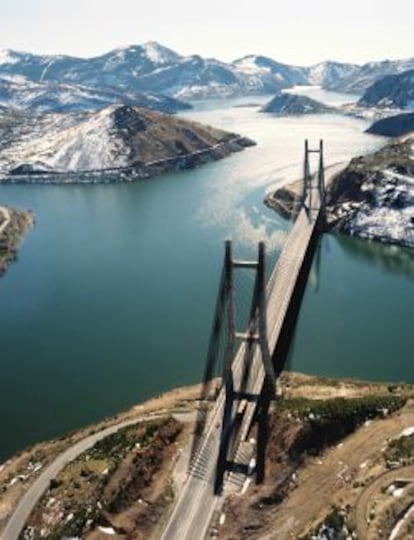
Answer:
xmin=0 ymin=106 xmax=129 ymax=172
xmin=398 ymin=426 xmax=414 ymax=438
xmin=98 ymin=526 xmax=116 ymax=535
xmin=143 ymin=41 xmax=181 ymax=64
xmin=0 ymin=49 xmax=19 ymax=65
xmin=234 ymin=56 xmax=270 ymax=75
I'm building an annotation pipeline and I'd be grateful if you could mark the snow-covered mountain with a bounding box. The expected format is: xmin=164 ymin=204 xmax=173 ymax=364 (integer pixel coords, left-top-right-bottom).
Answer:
xmin=358 ymin=69 xmax=414 ymax=110
xmin=0 ymin=43 xmax=358 ymax=102
xmin=0 ymin=75 xmax=190 ymax=114
xmin=327 ymin=58 xmax=414 ymax=94
xmin=306 ymin=61 xmax=359 ymax=87
xmin=0 ymin=104 xmax=254 ymax=179
xmin=1 ymin=42 xmax=413 ymax=104
xmin=232 ymin=55 xmax=308 ymax=89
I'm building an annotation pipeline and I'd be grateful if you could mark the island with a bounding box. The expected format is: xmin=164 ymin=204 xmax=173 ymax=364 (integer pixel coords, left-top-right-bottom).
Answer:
xmin=261 ymin=93 xmax=336 ymax=115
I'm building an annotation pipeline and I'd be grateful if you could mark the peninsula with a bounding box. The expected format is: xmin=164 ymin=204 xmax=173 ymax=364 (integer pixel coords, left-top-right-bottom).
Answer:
xmin=0 ymin=105 xmax=255 ymax=183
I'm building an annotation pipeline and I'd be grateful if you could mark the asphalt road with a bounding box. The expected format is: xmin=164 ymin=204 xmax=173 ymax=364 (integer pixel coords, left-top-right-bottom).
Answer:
xmin=2 ymin=411 xmax=194 ymax=540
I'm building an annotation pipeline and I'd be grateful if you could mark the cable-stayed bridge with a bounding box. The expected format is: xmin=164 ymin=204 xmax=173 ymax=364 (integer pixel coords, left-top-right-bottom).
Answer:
xmin=161 ymin=140 xmax=329 ymax=540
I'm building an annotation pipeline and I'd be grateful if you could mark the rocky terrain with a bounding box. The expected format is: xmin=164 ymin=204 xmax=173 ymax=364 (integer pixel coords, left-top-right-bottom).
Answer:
xmin=0 ymin=205 xmax=33 ymax=276
xmin=324 ymin=134 xmax=414 ymax=248
xmin=0 ymin=104 xmax=255 ymax=182
xmin=219 ymin=377 xmax=414 ymax=540
xmin=1 ymin=42 xmax=413 ymax=103
xmin=367 ymin=112 xmax=414 ymax=137
xmin=21 ymin=417 xmax=183 ymax=540
xmin=2 ymin=374 xmax=413 ymax=540
xmin=261 ymin=93 xmax=335 ymax=115
xmin=358 ymin=69 xmax=414 ymax=110
xmin=266 ymin=135 xmax=414 ymax=249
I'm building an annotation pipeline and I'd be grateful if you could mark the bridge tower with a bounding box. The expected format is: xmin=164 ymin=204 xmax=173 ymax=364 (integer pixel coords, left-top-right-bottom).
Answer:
xmin=300 ymin=139 xmax=326 ymax=224
xmin=194 ymin=240 xmax=276 ymax=495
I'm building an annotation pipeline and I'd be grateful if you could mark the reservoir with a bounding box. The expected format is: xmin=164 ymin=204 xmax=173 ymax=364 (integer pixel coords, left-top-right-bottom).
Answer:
xmin=1 ymin=90 xmax=413 ymax=462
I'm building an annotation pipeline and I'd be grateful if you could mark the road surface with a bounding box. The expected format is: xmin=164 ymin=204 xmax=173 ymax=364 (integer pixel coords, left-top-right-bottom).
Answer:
xmin=2 ymin=411 xmax=194 ymax=540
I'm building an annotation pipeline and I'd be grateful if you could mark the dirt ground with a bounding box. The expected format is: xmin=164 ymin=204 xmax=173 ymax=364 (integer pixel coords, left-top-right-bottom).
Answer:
xmin=219 ymin=377 xmax=414 ymax=540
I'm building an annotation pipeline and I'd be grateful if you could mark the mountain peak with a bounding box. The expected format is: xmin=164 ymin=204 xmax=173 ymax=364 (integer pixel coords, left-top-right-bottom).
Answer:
xmin=141 ymin=41 xmax=181 ymax=64
xmin=0 ymin=49 xmax=20 ymax=66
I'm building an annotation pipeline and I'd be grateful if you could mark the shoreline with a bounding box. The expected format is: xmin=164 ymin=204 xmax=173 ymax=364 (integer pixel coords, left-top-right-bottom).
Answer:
xmin=0 ymin=136 xmax=255 ymax=185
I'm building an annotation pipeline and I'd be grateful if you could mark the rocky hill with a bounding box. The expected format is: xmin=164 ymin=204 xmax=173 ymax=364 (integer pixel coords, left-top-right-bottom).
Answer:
xmin=0 ymin=104 xmax=255 ymax=182
xmin=325 ymin=135 xmax=414 ymax=247
xmin=358 ymin=69 xmax=414 ymax=109
xmin=367 ymin=112 xmax=414 ymax=137
xmin=261 ymin=93 xmax=335 ymax=115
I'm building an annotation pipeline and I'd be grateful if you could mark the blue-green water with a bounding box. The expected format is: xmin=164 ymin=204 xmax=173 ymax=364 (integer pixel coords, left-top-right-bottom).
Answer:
xmin=0 ymin=91 xmax=411 ymax=462
xmin=289 ymin=233 xmax=414 ymax=383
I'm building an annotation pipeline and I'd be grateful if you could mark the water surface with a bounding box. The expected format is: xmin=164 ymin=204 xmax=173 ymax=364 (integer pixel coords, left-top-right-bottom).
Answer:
xmin=0 ymin=91 xmax=405 ymax=461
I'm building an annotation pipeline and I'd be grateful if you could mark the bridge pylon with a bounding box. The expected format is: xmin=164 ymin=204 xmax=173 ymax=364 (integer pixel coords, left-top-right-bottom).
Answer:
xmin=295 ymin=139 xmax=325 ymax=225
xmin=195 ymin=240 xmax=275 ymax=495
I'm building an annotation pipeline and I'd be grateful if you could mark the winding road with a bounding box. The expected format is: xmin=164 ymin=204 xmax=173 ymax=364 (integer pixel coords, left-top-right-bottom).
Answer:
xmin=354 ymin=466 xmax=414 ymax=539
xmin=1 ymin=411 xmax=194 ymax=540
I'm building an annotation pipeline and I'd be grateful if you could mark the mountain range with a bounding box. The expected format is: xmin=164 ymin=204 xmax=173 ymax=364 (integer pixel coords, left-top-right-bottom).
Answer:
xmin=1 ymin=42 xmax=413 ymax=108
